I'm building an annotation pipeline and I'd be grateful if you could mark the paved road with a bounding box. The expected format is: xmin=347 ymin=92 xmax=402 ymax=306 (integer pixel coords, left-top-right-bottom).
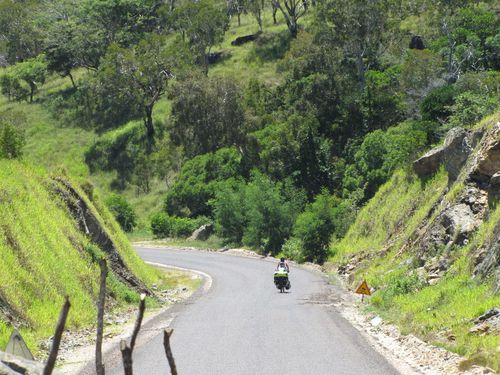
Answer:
xmin=107 ymin=247 xmax=400 ymax=375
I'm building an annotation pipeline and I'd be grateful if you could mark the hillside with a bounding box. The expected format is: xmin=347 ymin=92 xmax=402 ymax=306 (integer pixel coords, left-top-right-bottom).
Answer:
xmin=330 ymin=112 xmax=500 ymax=371
xmin=0 ymin=0 xmax=499 ymax=369
xmin=0 ymin=160 xmax=173 ymax=353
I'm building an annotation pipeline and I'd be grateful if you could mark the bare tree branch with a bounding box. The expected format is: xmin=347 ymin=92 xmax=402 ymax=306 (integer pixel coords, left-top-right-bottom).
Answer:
xmin=130 ymin=294 xmax=146 ymax=351
xmin=96 ymin=257 xmax=108 ymax=375
xmin=120 ymin=340 xmax=133 ymax=375
xmin=163 ymin=328 xmax=178 ymax=375
xmin=43 ymin=296 xmax=71 ymax=375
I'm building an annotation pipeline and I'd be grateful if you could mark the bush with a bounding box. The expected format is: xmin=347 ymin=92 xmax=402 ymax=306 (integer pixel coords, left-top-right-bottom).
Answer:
xmin=150 ymin=213 xmax=209 ymax=238
xmin=421 ymin=85 xmax=457 ymax=122
xmin=105 ymin=194 xmax=137 ymax=232
xmin=281 ymin=237 xmax=305 ymax=263
xmin=0 ymin=122 xmax=25 ymax=159
xmin=248 ymin=31 xmax=291 ymax=62
xmin=447 ymin=91 xmax=499 ymax=128
xmin=165 ymin=147 xmax=242 ymax=217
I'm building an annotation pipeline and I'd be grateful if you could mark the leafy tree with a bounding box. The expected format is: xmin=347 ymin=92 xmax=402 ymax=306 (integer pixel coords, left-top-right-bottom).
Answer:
xmin=242 ymin=172 xmax=301 ymax=254
xmin=362 ymin=69 xmax=405 ymax=132
xmin=7 ymin=56 xmax=48 ymax=103
xmin=447 ymin=91 xmax=499 ymax=128
xmin=315 ymin=0 xmax=390 ymax=89
xmin=212 ymin=178 xmax=247 ymax=244
xmin=169 ymin=75 xmax=246 ymax=157
xmin=171 ymin=0 xmax=229 ymax=73
xmin=343 ymin=121 xmax=430 ymax=201
xmin=435 ymin=5 xmax=499 ymax=80
xmin=83 ymin=35 xmax=188 ymax=139
xmin=227 ymin=0 xmax=247 ymax=26
xmin=0 ymin=0 xmax=42 ymax=63
xmin=271 ymin=0 xmax=307 ymax=37
xmin=165 ymin=147 xmax=243 ymax=217
xmin=105 ymin=194 xmax=137 ymax=232
xmin=0 ymin=74 xmax=29 ymax=101
xmin=0 ymin=110 xmax=27 ymax=160
xmin=292 ymin=193 xmax=337 ymax=263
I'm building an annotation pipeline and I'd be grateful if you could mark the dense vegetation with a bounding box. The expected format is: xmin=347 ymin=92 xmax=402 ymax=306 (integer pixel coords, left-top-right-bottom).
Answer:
xmin=0 ymin=0 xmax=498 ymax=366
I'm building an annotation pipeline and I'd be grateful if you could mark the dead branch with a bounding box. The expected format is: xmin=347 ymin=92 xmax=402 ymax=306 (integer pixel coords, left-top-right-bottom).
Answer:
xmin=120 ymin=340 xmax=133 ymax=375
xmin=130 ymin=294 xmax=146 ymax=351
xmin=163 ymin=328 xmax=178 ymax=375
xmin=43 ymin=296 xmax=71 ymax=375
xmin=96 ymin=257 xmax=108 ymax=375
xmin=119 ymin=293 xmax=146 ymax=375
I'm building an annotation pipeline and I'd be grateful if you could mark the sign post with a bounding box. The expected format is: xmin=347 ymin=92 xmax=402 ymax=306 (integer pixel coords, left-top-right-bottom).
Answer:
xmin=355 ymin=279 xmax=371 ymax=302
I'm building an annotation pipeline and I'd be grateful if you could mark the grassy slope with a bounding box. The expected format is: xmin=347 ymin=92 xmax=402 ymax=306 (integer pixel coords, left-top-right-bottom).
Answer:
xmin=0 ymin=160 xmax=172 ymax=353
xmin=330 ymin=159 xmax=500 ymax=370
xmin=1 ymin=9 xmax=292 ymax=239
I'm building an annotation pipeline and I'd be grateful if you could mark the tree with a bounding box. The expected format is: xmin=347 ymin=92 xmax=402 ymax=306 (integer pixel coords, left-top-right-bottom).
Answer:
xmin=84 ymin=35 xmax=189 ymax=141
xmin=11 ymin=56 xmax=48 ymax=102
xmin=0 ymin=0 xmax=42 ymax=63
xmin=315 ymin=0 xmax=389 ymax=89
xmin=169 ymin=74 xmax=246 ymax=157
xmin=165 ymin=148 xmax=243 ymax=217
xmin=227 ymin=0 xmax=247 ymax=26
xmin=171 ymin=0 xmax=229 ymax=73
xmin=292 ymin=193 xmax=337 ymax=263
xmin=105 ymin=194 xmax=137 ymax=232
xmin=271 ymin=0 xmax=307 ymax=37
xmin=0 ymin=111 xmax=26 ymax=160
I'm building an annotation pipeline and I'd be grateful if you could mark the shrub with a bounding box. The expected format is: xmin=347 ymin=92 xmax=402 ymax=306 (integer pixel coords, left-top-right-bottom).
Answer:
xmin=248 ymin=31 xmax=291 ymax=62
xmin=281 ymin=237 xmax=305 ymax=263
xmin=421 ymin=85 xmax=457 ymax=122
xmin=0 ymin=122 xmax=25 ymax=159
xmin=165 ymin=147 xmax=242 ymax=217
xmin=150 ymin=213 xmax=208 ymax=238
xmin=447 ymin=91 xmax=499 ymax=128
xmin=105 ymin=194 xmax=137 ymax=232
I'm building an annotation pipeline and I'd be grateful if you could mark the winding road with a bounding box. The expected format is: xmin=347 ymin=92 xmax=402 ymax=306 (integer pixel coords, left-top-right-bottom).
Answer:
xmin=104 ymin=246 xmax=400 ymax=375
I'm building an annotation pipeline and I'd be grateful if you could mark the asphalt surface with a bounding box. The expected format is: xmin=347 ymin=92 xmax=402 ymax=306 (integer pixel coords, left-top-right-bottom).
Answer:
xmin=106 ymin=247 xmax=400 ymax=375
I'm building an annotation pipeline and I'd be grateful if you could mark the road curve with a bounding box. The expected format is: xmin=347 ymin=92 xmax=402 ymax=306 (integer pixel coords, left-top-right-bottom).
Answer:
xmin=107 ymin=247 xmax=400 ymax=375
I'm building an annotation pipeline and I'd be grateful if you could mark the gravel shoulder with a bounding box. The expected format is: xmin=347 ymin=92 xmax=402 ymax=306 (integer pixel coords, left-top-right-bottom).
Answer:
xmin=61 ymin=244 xmax=496 ymax=375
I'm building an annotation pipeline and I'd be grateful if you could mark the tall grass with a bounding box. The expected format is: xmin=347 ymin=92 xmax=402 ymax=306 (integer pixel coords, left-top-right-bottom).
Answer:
xmin=0 ymin=160 xmax=172 ymax=353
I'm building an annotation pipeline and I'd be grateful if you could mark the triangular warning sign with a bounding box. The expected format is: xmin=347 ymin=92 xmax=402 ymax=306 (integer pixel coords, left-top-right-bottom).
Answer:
xmin=355 ymin=280 xmax=371 ymax=296
xmin=5 ymin=329 xmax=34 ymax=360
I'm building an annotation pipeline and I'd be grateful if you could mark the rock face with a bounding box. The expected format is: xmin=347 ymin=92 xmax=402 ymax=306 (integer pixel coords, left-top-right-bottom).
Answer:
xmin=410 ymin=121 xmax=500 ymax=292
xmin=469 ymin=121 xmax=500 ymax=183
xmin=189 ymin=224 xmax=214 ymax=241
xmin=413 ymin=127 xmax=475 ymax=181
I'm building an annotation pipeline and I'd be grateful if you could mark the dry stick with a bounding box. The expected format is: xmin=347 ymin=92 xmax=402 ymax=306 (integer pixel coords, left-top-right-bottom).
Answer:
xmin=120 ymin=294 xmax=146 ymax=375
xmin=129 ymin=294 xmax=146 ymax=351
xmin=120 ymin=340 xmax=133 ymax=375
xmin=163 ymin=328 xmax=178 ymax=375
xmin=43 ymin=296 xmax=71 ymax=375
xmin=96 ymin=258 xmax=108 ymax=375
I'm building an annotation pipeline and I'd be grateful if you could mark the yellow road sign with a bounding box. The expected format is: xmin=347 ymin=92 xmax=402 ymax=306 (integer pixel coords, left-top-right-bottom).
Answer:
xmin=5 ymin=330 xmax=34 ymax=360
xmin=355 ymin=280 xmax=371 ymax=296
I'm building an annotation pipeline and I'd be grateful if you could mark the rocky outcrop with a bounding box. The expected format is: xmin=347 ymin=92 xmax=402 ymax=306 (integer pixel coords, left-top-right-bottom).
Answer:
xmin=413 ymin=127 xmax=480 ymax=182
xmin=411 ymin=122 xmax=500 ymax=290
xmin=468 ymin=122 xmax=500 ymax=184
xmin=188 ymin=224 xmax=214 ymax=241
xmin=51 ymin=177 xmax=151 ymax=295
xmin=415 ymin=183 xmax=488 ymax=260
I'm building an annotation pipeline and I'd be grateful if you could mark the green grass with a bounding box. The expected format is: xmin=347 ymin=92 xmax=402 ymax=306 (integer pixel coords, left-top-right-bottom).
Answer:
xmin=0 ymin=160 xmax=178 ymax=353
xmin=329 ymin=164 xmax=500 ymax=371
